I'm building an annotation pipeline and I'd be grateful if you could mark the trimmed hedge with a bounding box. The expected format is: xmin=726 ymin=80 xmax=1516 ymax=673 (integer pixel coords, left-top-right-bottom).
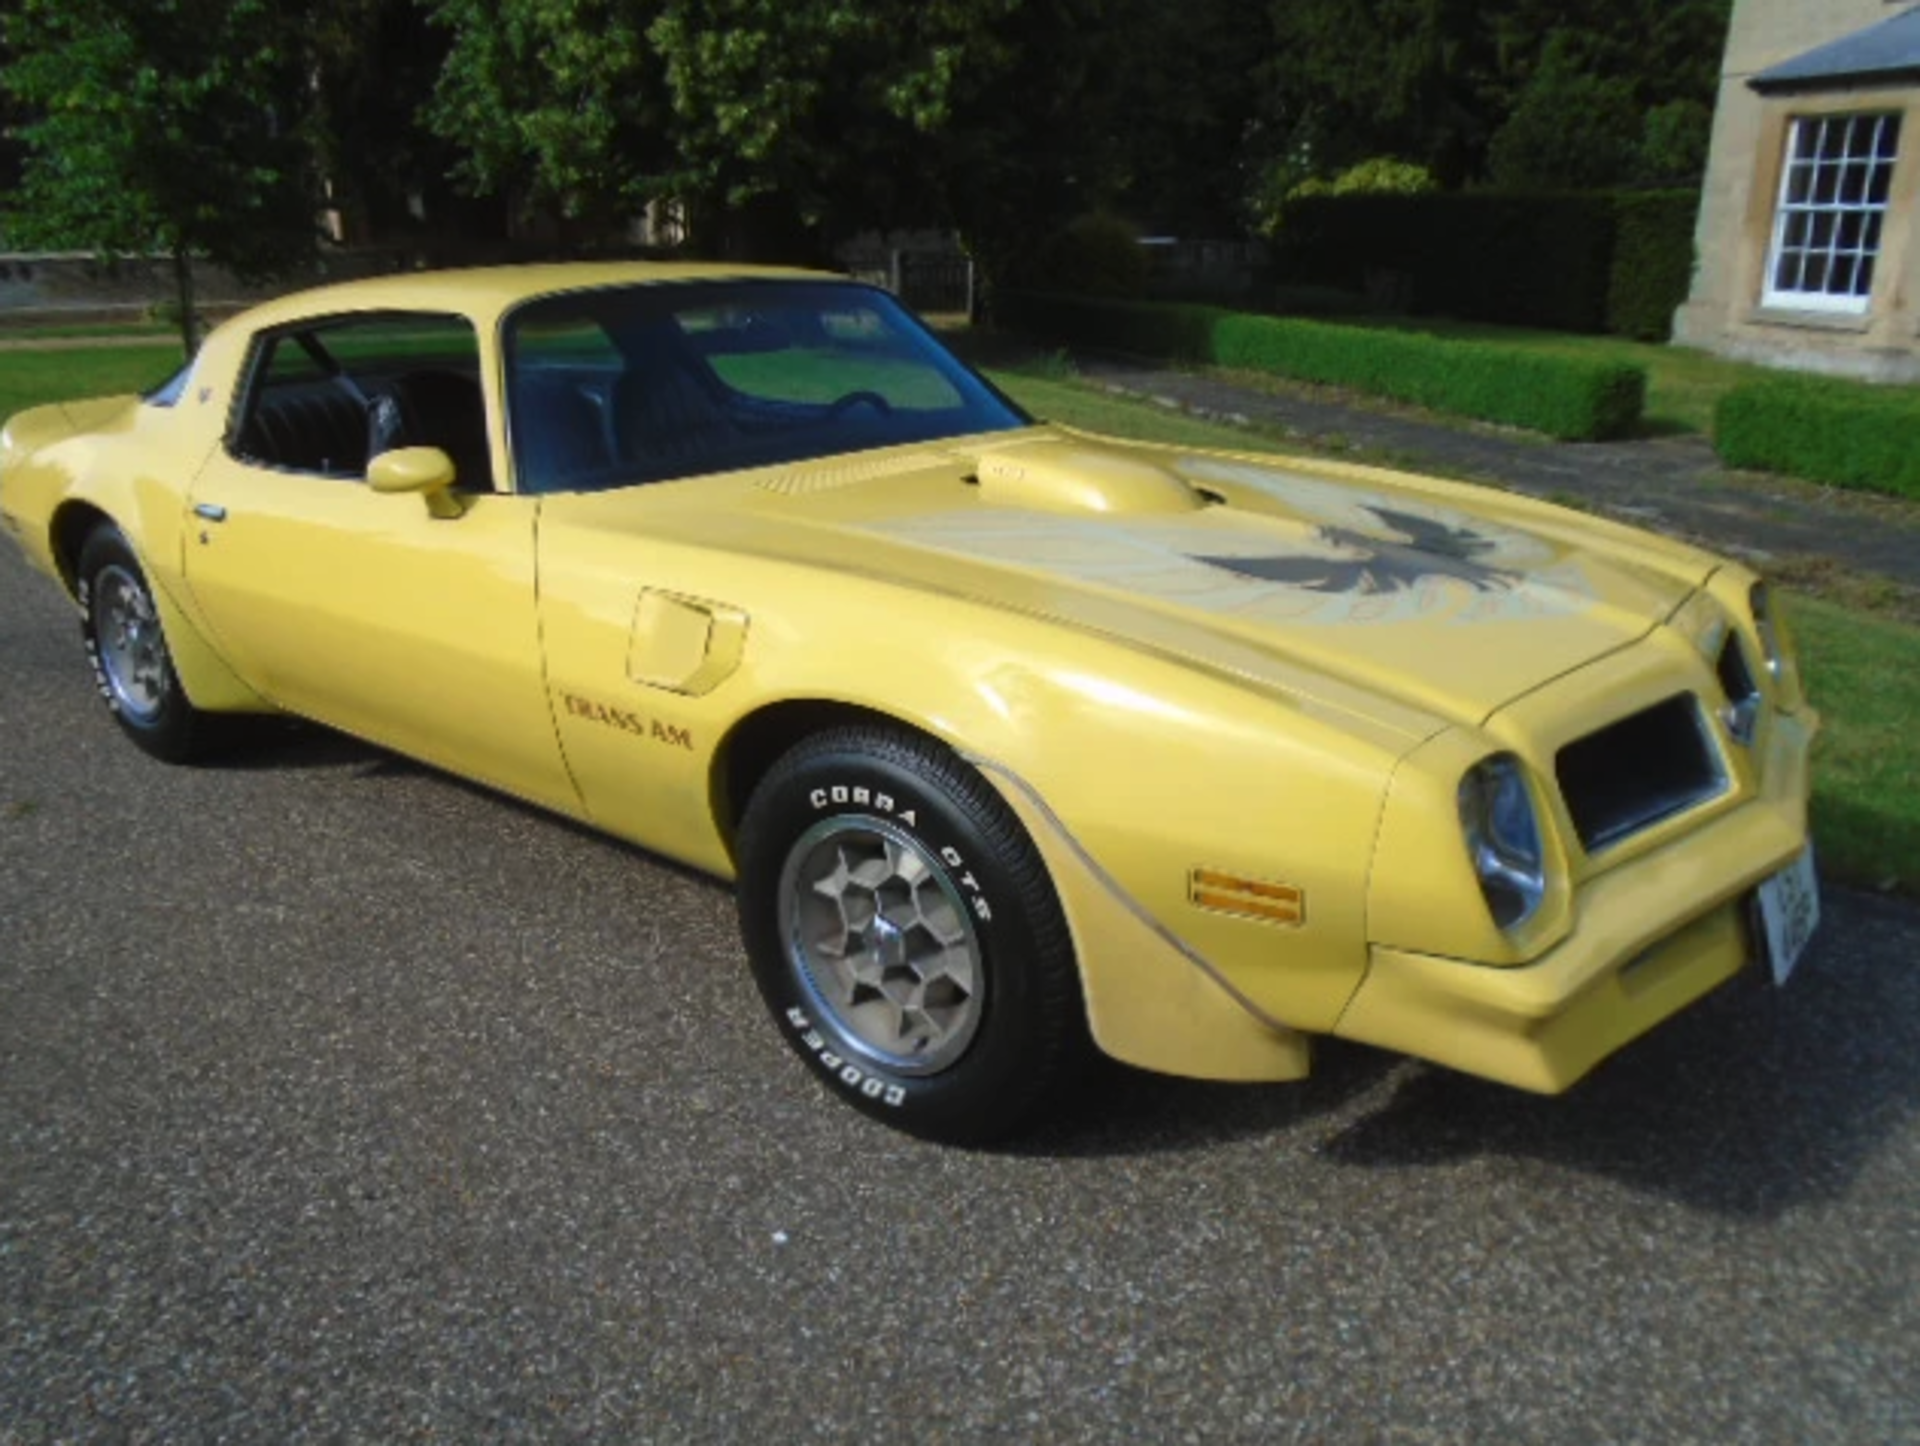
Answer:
xmin=1715 ymin=378 xmax=1920 ymax=499
xmin=1607 ymin=192 xmax=1699 ymax=341
xmin=996 ymin=290 xmax=1647 ymax=441
xmin=1274 ymin=189 xmax=1698 ymax=339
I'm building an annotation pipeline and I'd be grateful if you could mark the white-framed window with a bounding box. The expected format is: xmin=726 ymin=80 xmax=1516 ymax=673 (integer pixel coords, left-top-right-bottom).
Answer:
xmin=1762 ymin=111 xmax=1903 ymax=314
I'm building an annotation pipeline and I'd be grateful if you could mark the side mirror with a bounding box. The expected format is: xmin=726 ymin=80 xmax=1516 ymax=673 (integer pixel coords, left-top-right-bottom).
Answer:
xmin=368 ymin=446 xmax=463 ymax=518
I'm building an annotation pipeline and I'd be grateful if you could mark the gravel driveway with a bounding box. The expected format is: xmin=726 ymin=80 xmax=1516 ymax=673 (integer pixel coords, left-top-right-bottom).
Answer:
xmin=3 ymin=546 xmax=1918 ymax=1443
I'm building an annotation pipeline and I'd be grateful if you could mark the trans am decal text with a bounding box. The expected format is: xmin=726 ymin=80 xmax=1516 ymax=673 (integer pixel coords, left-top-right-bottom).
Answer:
xmin=561 ymin=693 xmax=693 ymax=749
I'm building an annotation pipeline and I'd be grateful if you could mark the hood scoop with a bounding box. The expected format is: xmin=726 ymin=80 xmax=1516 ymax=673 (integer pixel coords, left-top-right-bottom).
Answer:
xmin=972 ymin=438 xmax=1205 ymax=517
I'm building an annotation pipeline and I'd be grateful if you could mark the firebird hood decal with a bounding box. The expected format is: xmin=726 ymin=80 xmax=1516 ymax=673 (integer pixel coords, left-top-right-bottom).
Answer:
xmin=1193 ymin=505 xmax=1524 ymax=598
xmin=870 ymin=457 xmax=1597 ymax=631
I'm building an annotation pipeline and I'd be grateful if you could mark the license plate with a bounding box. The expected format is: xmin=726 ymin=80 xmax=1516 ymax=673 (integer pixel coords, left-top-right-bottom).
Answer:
xmin=1756 ymin=846 xmax=1820 ymax=986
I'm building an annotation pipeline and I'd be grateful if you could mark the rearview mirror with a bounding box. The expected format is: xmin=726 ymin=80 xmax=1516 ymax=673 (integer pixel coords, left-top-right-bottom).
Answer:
xmin=367 ymin=446 xmax=462 ymax=518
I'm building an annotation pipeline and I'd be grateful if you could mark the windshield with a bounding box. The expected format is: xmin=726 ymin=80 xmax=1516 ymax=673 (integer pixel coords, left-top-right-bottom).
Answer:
xmin=503 ymin=279 xmax=1029 ymax=494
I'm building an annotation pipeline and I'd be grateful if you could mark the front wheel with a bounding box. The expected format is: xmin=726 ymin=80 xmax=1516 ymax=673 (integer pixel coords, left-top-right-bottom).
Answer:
xmin=76 ymin=526 xmax=211 ymax=763
xmin=736 ymin=727 xmax=1086 ymax=1143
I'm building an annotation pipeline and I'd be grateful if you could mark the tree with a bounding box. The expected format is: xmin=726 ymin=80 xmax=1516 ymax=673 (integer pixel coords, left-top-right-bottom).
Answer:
xmin=2 ymin=0 xmax=318 ymax=354
xmin=308 ymin=0 xmax=476 ymax=246
xmin=426 ymin=0 xmax=1034 ymax=256
xmin=426 ymin=0 xmax=674 ymax=239
xmin=1485 ymin=32 xmax=1642 ymax=190
xmin=1249 ymin=0 xmax=1732 ymax=194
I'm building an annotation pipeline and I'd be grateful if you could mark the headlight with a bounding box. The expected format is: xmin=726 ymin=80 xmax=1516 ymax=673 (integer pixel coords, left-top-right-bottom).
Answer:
xmin=1459 ymin=754 xmax=1546 ymax=931
xmin=1750 ymin=582 xmax=1783 ymax=679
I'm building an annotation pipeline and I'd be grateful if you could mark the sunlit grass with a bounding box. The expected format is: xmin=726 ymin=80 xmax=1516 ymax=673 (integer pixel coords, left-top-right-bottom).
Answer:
xmin=1790 ymin=597 xmax=1920 ymax=896
xmin=0 ymin=344 xmax=183 ymax=422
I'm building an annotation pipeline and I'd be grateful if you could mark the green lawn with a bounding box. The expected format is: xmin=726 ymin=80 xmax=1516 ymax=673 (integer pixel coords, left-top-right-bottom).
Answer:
xmin=1 ymin=342 xmax=1910 ymax=899
xmin=0 ymin=343 xmax=184 ymax=421
xmin=1791 ymin=598 xmax=1920 ymax=895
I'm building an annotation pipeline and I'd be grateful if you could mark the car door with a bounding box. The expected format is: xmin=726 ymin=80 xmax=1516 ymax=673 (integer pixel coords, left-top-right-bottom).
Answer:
xmin=182 ymin=310 xmax=579 ymax=815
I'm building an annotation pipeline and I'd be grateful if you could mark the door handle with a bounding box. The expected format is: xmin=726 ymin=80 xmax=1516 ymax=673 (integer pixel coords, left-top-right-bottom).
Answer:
xmin=193 ymin=503 xmax=228 ymax=522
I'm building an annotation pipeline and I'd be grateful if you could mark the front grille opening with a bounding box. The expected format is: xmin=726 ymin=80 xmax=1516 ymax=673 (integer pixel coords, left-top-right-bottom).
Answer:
xmin=1556 ymin=694 xmax=1726 ymax=853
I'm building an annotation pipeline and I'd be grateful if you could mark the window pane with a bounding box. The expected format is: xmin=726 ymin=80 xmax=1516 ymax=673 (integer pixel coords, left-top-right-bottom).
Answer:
xmin=1766 ymin=111 xmax=1900 ymax=309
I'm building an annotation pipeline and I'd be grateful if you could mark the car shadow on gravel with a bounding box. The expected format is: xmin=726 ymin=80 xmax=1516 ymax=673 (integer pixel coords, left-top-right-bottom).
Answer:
xmin=1315 ymin=890 xmax=1920 ymax=1219
xmin=1008 ymin=1037 xmax=1404 ymax=1160
xmin=201 ymin=716 xmax=387 ymax=771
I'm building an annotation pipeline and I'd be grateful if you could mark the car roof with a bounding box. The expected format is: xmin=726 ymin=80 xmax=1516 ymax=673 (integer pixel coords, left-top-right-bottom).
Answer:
xmin=218 ymin=260 xmax=847 ymax=335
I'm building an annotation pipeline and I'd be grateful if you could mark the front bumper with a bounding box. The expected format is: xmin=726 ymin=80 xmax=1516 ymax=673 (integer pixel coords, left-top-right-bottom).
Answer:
xmin=1333 ymin=706 xmax=1816 ymax=1093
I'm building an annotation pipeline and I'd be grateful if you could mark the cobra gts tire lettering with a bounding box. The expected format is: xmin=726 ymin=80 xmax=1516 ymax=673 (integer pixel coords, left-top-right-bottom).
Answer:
xmin=785 ymin=1007 xmax=906 ymax=1107
xmin=806 ymin=783 xmax=991 ymax=922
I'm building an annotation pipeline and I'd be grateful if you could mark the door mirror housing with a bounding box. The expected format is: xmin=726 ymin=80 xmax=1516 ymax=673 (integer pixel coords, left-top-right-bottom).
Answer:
xmin=368 ymin=446 xmax=463 ymax=518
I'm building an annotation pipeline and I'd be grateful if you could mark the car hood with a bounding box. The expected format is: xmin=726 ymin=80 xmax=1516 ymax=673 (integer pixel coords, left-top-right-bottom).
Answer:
xmin=566 ymin=429 xmax=1720 ymax=736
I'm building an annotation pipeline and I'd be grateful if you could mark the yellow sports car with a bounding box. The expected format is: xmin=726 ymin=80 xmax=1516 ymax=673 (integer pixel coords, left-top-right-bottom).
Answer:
xmin=0 ymin=263 xmax=1819 ymax=1142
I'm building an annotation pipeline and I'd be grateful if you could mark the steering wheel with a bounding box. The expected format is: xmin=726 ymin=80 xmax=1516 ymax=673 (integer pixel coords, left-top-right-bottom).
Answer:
xmin=826 ymin=390 xmax=894 ymax=418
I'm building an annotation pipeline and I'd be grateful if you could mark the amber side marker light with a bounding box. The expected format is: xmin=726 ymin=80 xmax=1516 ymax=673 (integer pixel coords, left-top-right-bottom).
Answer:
xmin=1190 ymin=868 xmax=1306 ymax=926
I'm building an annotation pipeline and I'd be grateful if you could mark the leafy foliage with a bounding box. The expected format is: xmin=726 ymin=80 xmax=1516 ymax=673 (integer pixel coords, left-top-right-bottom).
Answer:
xmin=3 ymin=0 xmax=317 ymax=348
xmin=1716 ymin=379 xmax=1920 ymax=500
xmin=426 ymin=0 xmax=1037 ymax=250
xmin=1250 ymin=0 xmax=1732 ymax=196
xmin=1606 ymin=192 xmax=1698 ymax=341
xmin=1275 ymin=190 xmax=1697 ymax=338
xmin=426 ymin=0 xmax=671 ymax=232
xmin=1020 ymin=214 xmax=1150 ymax=300
xmin=1280 ymin=192 xmax=1618 ymax=332
xmin=1636 ymin=99 xmax=1714 ymax=187
xmin=0 ymin=0 xmax=1736 ymax=290
xmin=1486 ymin=35 xmax=1641 ymax=190
xmin=996 ymin=291 xmax=1647 ymax=439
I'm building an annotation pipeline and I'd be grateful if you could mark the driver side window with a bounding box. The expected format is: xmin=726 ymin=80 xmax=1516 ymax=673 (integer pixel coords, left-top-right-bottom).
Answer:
xmin=229 ymin=312 xmax=493 ymax=490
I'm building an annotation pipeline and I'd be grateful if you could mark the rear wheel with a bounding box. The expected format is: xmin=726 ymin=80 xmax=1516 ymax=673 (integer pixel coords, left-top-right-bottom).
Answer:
xmin=76 ymin=526 xmax=211 ymax=763
xmin=736 ymin=727 xmax=1086 ymax=1143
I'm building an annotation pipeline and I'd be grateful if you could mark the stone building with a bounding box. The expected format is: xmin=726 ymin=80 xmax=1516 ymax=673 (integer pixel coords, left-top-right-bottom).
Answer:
xmin=1675 ymin=0 xmax=1920 ymax=381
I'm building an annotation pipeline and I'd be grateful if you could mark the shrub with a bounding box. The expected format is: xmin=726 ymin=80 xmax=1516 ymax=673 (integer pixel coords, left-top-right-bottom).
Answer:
xmin=995 ymin=291 xmax=1646 ymax=441
xmin=1606 ymin=190 xmax=1698 ymax=341
xmin=1277 ymin=192 xmax=1617 ymax=332
xmin=992 ymin=291 xmax=1224 ymax=361
xmin=1487 ymin=36 xmax=1641 ymax=191
xmin=1022 ymin=213 xmax=1149 ymax=300
xmin=1637 ymin=100 xmax=1713 ymax=187
xmin=1715 ymin=378 xmax=1920 ymax=499
xmin=1255 ymin=156 xmax=1438 ymax=237
xmin=1274 ymin=189 xmax=1700 ymax=338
